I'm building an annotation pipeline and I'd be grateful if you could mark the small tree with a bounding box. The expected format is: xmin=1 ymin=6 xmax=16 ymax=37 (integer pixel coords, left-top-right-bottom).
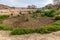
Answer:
xmin=11 ymin=13 xmax=13 ymax=16
xmin=27 ymin=5 xmax=37 ymax=9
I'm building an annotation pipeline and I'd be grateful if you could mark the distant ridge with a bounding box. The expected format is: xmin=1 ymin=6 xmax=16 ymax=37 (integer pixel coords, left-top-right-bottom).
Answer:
xmin=0 ymin=4 xmax=12 ymax=9
xmin=0 ymin=4 xmax=17 ymax=9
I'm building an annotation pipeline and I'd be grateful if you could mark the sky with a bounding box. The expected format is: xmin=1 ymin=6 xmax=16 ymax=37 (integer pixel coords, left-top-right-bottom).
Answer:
xmin=0 ymin=0 xmax=53 ymax=8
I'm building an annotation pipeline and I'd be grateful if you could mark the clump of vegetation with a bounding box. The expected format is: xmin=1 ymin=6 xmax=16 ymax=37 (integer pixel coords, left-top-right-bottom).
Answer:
xmin=43 ymin=9 xmax=57 ymax=17
xmin=32 ymin=12 xmax=37 ymax=18
xmin=32 ymin=9 xmax=57 ymax=18
xmin=17 ymin=14 xmax=20 ymax=17
xmin=55 ymin=16 xmax=60 ymax=20
xmin=11 ymin=13 xmax=13 ymax=16
xmin=19 ymin=12 xmax=22 ymax=14
xmin=0 ymin=24 xmax=13 ymax=30
xmin=0 ymin=15 xmax=9 ymax=21
xmin=25 ymin=18 xmax=29 ymax=21
xmin=32 ymin=9 xmax=43 ymax=18
xmin=11 ymin=28 xmax=35 ymax=35
xmin=19 ymin=12 xmax=25 ymax=15
xmin=28 ymin=11 xmax=31 ymax=14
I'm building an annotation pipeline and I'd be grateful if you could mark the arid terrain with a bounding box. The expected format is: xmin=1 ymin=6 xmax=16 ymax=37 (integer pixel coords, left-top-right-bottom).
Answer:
xmin=0 ymin=3 xmax=60 ymax=40
xmin=0 ymin=4 xmax=54 ymax=28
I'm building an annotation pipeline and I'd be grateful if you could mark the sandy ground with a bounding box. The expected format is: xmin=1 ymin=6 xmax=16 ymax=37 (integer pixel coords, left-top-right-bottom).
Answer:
xmin=0 ymin=30 xmax=60 ymax=40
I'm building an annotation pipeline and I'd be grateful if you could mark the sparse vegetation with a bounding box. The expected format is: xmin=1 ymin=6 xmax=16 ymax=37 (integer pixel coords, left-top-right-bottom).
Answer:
xmin=28 ymin=11 xmax=31 ymax=14
xmin=0 ymin=24 xmax=13 ymax=30
xmin=19 ymin=12 xmax=22 ymax=14
xmin=55 ymin=16 xmax=60 ymax=20
xmin=25 ymin=18 xmax=29 ymax=21
xmin=11 ymin=28 xmax=35 ymax=35
xmin=32 ymin=9 xmax=57 ymax=18
xmin=0 ymin=15 xmax=9 ymax=21
xmin=32 ymin=9 xmax=43 ymax=18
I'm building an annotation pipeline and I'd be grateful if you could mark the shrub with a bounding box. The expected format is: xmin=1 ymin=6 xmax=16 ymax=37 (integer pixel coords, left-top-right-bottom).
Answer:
xmin=25 ymin=18 xmax=29 ymax=21
xmin=32 ymin=12 xmax=38 ymax=18
xmin=11 ymin=28 xmax=35 ymax=35
xmin=43 ymin=9 xmax=56 ymax=17
xmin=55 ymin=16 xmax=60 ymax=20
xmin=32 ymin=9 xmax=43 ymax=18
xmin=19 ymin=12 xmax=22 ymax=14
xmin=11 ymin=13 xmax=13 ymax=16
xmin=35 ymin=26 xmax=50 ymax=33
xmin=0 ymin=15 xmax=9 ymax=21
xmin=35 ymin=9 xmax=42 ymax=13
xmin=0 ymin=24 xmax=13 ymax=30
xmin=17 ymin=14 xmax=20 ymax=17
xmin=35 ymin=25 xmax=59 ymax=34
xmin=28 ymin=11 xmax=31 ymax=14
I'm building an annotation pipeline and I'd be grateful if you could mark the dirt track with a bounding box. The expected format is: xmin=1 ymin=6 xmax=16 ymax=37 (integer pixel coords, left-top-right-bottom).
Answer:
xmin=0 ymin=30 xmax=60 ymax=40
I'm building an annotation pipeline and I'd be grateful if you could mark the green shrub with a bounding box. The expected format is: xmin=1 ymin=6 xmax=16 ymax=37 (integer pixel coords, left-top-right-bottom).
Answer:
xmin=35 ymin=26 xmax=50 ymax=33
xmin=0 ymin=24 xmax=13 ymax=30
xmin=32 ymin=9 xmax=43 ymax=18
xmin=0 ymin=15 xmax=9 ymax=21
xmin=11 ymin=28 xmax=35 ymax=35
xmin=55 ymin=16 xmax=60 ymax=20
xmin=35 ymin=25 xmax=60 ymax=34
xmin=35 ymin=9 xmax=42 ymax=13
xmin=43 ymin=9 xmax=56 ymax=17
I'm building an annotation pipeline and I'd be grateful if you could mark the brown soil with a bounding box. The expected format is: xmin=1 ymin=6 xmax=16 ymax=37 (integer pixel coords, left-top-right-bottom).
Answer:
xmin=1 ymin=14 xmax=54 ymax=28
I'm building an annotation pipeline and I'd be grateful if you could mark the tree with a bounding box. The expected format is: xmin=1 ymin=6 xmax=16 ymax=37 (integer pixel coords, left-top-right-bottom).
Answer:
xmin=27 ymin=5 xmax=37 ymax=9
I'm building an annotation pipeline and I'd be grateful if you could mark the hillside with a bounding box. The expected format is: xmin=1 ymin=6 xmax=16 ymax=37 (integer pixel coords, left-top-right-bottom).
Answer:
xmin=0 ymin=4 xmax=11 ymax=9
xmin=0 ymin=4 xmax=17 ymax=9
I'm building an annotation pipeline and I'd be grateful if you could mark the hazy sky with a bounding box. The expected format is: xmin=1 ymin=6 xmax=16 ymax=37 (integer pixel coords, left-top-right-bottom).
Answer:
xmin=0 ymin=0 xmax=53 ymax=8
